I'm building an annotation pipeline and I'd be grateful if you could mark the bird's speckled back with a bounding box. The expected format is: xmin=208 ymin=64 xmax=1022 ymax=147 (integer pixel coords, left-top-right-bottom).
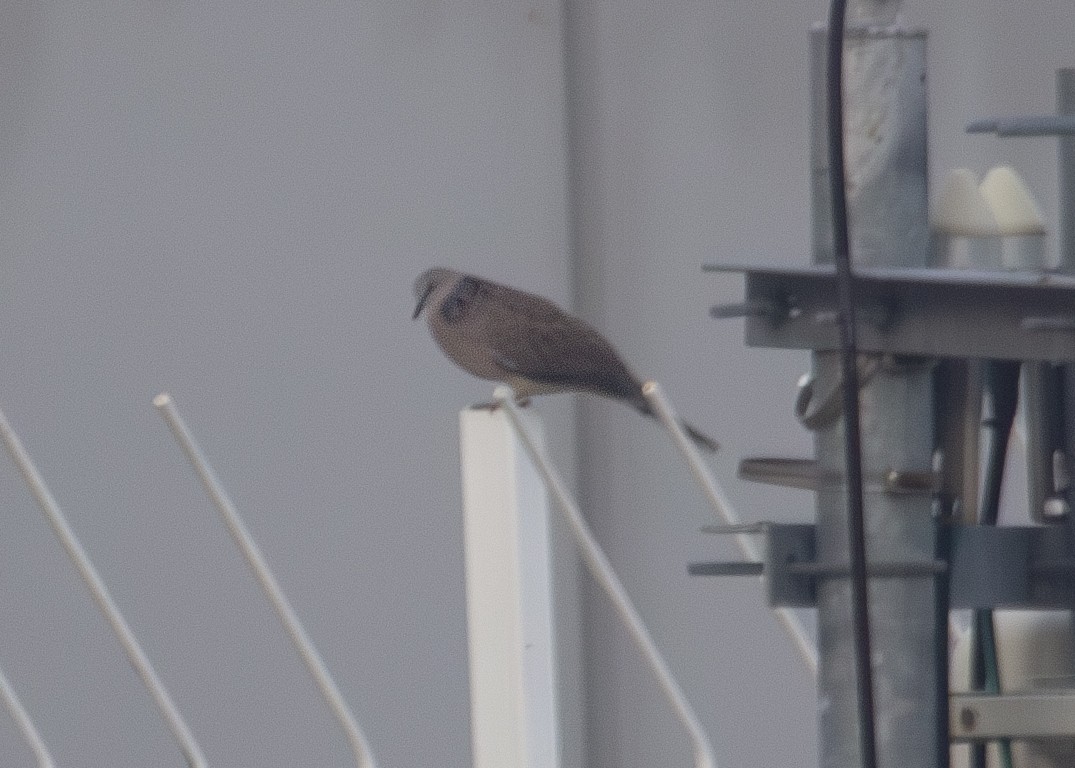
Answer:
xmin=411 ymin=267 xmax=718 ymax=451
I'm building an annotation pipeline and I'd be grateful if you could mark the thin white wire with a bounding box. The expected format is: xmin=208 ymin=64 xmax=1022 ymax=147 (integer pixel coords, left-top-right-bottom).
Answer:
xmin=153 ymin=393 xmax=377 ymax=768
xmin=0 ymin=405 xmax=209 ymax=768
xmin=495 ymin=386 xmax=717 ymax=768
xmin=642 ymin=381 xmax=819 ymax=675
xmin=0 ymin=665 xmax=54 ymax=768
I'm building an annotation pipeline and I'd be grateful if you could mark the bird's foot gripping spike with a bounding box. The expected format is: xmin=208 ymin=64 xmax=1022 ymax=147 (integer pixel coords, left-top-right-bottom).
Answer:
xmin=468 ymin=400 xmax=502 ymax=412
xmin=469 ymin=395 xmax=531 ymax=412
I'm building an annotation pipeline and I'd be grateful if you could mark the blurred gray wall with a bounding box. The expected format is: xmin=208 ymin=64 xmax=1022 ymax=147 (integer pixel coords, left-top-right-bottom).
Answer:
xmin=0 ymin=2 xmax=1071 ymax=768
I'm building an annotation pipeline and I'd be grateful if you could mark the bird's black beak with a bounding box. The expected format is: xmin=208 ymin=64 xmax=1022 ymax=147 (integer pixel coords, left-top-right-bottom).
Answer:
xmin=412 ymin=284 xmax=434 ymax=320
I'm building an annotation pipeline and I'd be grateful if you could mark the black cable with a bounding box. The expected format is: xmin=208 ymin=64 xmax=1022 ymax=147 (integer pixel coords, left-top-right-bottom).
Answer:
xmin=933 ymin=515 xmax=953 ymax=768
xmin=970 ymin=361 xmax=1021 ymax=768
xmin=981 ymin=362 xmax=1020 ymax=526
xmin=825 ymin=3 xmax=879 ymax=768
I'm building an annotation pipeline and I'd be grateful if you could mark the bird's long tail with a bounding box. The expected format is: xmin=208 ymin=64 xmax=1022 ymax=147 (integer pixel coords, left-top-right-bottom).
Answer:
xmin=679 ymin=420 xmax=720 ymax=453
xmin=632 ymin=398 xmax=719 ymax=453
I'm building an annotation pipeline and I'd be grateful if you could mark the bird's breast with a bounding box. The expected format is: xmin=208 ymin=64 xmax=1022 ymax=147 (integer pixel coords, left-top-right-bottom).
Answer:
xmin=428 ymin=316 xmax=505 ymax=382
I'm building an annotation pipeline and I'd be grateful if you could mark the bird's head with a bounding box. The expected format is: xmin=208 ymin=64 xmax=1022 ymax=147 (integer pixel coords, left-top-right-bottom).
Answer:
xmin=412 ymin=267 xmax=456 ymax=319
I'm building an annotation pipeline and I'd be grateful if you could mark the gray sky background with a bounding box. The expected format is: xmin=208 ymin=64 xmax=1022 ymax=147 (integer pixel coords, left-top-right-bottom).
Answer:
xmin=0 ymin=2 xmax=1071 ymax=767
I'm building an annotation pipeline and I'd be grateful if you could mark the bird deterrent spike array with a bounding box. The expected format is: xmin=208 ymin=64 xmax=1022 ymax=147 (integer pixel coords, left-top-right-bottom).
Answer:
xmin=642 ymin=381 xmax=819 ymax=673
xmin=0 ymin=405 xmax=210 ymax=768
xmin=153 ymin=393 xmax=378 ymax=768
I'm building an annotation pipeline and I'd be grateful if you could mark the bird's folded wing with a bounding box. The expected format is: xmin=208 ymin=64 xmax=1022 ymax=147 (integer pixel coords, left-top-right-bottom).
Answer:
xmin=487 ymin=310 xmax=641 ymax=400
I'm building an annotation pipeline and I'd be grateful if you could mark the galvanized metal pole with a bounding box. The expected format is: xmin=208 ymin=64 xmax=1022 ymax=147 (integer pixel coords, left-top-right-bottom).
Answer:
xmin=1059 ymin=69 xmax=1075 ymax=271
xmin=1047 ymin=69 xmax=1075 ymax=529
xmin=1056 ymin=69 xmax=1075 ymax=619
xmin=809 ymin=22 xmax=941 ymax=768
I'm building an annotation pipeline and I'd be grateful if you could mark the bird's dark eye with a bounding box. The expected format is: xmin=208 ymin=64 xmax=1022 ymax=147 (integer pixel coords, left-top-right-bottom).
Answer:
xmin=441 ymin=276 xmax=484 ymax=324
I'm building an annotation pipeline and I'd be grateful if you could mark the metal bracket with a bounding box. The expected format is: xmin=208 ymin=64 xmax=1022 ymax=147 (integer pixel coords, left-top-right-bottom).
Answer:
xmin=738 ymin=456 xmax=940 ymax=495
xmin=705 ymin=263 xmax=1075 ymax=362
xmin=966 ymin=116 xmax=1075 ymax=137
xmin=951 ymin=692 xmax=1075 ymax=740
xmin=691 ymin=523 xmax=1075 ymax=609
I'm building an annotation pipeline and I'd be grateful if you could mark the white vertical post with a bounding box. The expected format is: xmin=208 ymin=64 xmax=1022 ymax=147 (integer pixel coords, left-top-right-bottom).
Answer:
xmin=459 ymin=408 xmax=560 ymax=768
xmin=494 ymin=389 xmax=717 ymax=768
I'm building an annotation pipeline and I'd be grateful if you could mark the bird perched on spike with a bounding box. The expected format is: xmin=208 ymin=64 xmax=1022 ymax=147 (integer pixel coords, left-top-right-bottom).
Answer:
xmin=413 ymin=267 xmax=718 ymax=452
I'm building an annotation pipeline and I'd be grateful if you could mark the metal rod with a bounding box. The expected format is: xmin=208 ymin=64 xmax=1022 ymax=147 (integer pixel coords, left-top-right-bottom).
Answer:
xmin=965 ymin=116 xmax=1075 ymax=137
xmin=494 ymin=386 xmax=717 ymax=768
xmin=0 ymin=405 xmax=209 ymax=768
xmin=688 ymin=562 xmax=765 ymax=577
xmin=0 ymin=665 xmax=55 ymax=768
xmin=153 ymin=393 xmax=376 ymax=768
xmin=641 ymin=382 xmax=752 ymax=556
xmin=787 ymin=561 xmax=945 ymax=577
xmin=689 ymin=559 xmax=946 ymax=580
xmin=641 ymin=381 xmax=819 ymax=673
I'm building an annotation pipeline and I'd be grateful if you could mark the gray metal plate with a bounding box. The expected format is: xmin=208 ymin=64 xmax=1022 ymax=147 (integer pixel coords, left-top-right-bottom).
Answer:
xmin=705 ymin=263 xmax=1075 ymax=361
